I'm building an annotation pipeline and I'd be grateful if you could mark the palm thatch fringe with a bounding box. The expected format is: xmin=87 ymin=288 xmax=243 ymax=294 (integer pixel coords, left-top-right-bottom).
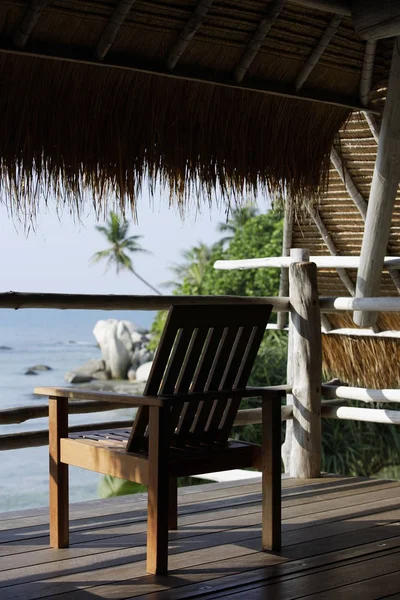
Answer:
xmin=322 ymin=312 xmax=400 ymax=388
xmin=0 ymin=55 xmax=349 ymax=219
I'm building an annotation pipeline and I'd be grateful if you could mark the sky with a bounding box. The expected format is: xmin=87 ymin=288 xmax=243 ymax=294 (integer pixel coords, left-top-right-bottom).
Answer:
xmin=0 ymin=191 xmax=269 ymax=296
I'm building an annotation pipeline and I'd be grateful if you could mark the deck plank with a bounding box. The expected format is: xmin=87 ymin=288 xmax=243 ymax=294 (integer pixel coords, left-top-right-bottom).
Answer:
xmin=0 ymin=476 xmax=399 ymax=600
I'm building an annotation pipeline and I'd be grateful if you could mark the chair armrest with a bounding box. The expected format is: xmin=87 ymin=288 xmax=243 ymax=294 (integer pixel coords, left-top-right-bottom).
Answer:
xmin=248 ymin=385 xmax=291 ymax=399
xmin=34 ymin=386 xmax=165 ymax=407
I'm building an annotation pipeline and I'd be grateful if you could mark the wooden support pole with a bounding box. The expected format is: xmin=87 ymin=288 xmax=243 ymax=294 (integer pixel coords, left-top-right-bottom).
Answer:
xmin=354 ymin=39 xmax=400 ymax=327
xmin=261 ymin=393 xmax=281 ymax=551
xmin=360 ymin=40 xmax=381 ymax=143
xmin=14 ymin=0 xmax=49 ymax=48
xmin=49 ymin=396 xmax=69 ymax=548
xmin=365 ymin=113 xmax=380 ymax=143
xmin=277 ymin=203 xmax=293 ymax=329
xmin=96 ymin=1 xmax=136 ymax=60
xmin=234 ymin=0 xmax=286 ymax=83
xmin=360 ymin=40 xmax=377 ymax=107
xmin=288 ymin=254 xmax=322 ymax=478
xmin=282 ymin=248 xmax=309 ymax=473
xmin=166 ymin=0 xmax=214 ymax=70
xmin=295 ymin=14 xmax=342 ymax=91
xmin=147 ymin=406 xmax=170 ymax=574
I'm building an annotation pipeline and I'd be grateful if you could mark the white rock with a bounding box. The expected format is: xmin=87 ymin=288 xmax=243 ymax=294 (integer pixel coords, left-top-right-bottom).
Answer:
xmin=65 ymin=372 xmax=93 ymax=384
xmin=127 ymin=367 xmax=136 ymax=382
xmin=135 ymin=361 xmax=153 ymax=383
xmin=131 ymin=331 xmax=145 ymax=345
xmin=93 ymin=319 xmax=137 ymax=379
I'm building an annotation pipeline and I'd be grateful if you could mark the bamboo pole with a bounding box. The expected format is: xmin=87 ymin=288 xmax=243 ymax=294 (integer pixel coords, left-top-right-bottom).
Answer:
xmin=288 ymin=252 xmax=322 ymax=478
xmin=322 ymin=385 xmax=400 ymax=403
xmin=214 ymin=255 xmax=400 ymax=270
xmin=321 ymin=405 xmax=400 ymax=424
xmin=320 ymin=296 xmax=400 ymax=312
xmin=234 ymin=0 xmax=286 ymax=83
xmin=295 ymin=15 xmax=342 ymax=90
xmin=96 ymin=1 xmax=136 ymax=60
xmin=355 ymin=38 xmax=400 ymax=327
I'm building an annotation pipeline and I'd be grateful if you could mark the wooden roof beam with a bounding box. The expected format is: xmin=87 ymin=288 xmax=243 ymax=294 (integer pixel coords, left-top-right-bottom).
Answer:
xmin=330 ymin=147 xmax=367 ymax=221
xmin=291 ymin=0 xmax=350 ymax=14
xmin=167 ymin=0 xmax=214 ymax=71
xmin=360 ymin=40 xmax=380 ymax=143
xmin=354 ymin=38 xmax=400 ymax=327
xmin=0 ymin=42 xmax=374 ymax=113
xmin=235 ymin=0 xmax=286 ymax=83
xmin=308 ymin=206 xmax=356 ymax=297
xmin=352 ymin=1 xmax=400 ymax=41
xmin=295 ymin=15 xmax=342 ymax=91
xmin=96 ymin=1 xmax=136 ymax=60
xmin=13 ymin=0 xmax=49 ymax=49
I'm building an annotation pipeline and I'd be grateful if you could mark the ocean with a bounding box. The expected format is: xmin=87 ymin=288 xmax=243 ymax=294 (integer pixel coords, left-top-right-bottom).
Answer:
xmin=0 ymin=308 xmax=155 ymax=512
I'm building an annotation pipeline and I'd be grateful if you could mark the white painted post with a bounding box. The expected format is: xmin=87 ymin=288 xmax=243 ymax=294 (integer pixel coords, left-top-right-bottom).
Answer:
xmin=287 ymin=249 xmax=322 ymax=478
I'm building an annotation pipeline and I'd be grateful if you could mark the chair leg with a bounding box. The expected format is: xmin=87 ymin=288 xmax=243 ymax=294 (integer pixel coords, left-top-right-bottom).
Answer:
xmin=49 ymin=397 xmax=69 ymax=548
xmin=147 ymin=406 xmax=170 ymax=575
xmin=261 ymin=393 xmax=282 ymax=551
xmin=168 ymin=477 xmax=178 ymax=530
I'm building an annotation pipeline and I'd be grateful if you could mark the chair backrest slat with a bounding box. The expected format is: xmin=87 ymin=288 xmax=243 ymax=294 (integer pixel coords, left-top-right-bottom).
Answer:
xmin=126 ymin=304 xmax=272 ymax=453
xmin=217 ymin=323 xmax=269 ymax=441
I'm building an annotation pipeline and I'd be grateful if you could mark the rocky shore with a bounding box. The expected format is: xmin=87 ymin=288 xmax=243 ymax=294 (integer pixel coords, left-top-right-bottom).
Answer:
xmin=64 ymin=318 xmax=154 ymax=390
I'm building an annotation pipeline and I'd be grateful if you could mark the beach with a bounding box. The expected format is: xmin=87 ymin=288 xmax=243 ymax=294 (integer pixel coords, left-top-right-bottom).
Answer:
xmin=0 ymin=308 xmax=154 ymax=512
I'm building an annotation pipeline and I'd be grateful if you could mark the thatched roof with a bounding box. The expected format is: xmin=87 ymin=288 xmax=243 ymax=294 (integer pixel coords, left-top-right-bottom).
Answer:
xmin=0 ymin=0 xmax=391 ymax=215
xmin=291 ymin=91 xmax=400 ymax=387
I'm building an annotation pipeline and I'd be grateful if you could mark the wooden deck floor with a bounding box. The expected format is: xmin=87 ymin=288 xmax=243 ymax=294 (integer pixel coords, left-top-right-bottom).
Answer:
xmin=1 ymin=475 xmax=400 ymax=599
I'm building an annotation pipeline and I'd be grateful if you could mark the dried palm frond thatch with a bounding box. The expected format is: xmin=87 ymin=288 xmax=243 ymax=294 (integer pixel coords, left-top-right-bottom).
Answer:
xmin=322 ymin=313 xmax=400 ymax=388
xmin=0 ymin=54 xmax=349 ymax=220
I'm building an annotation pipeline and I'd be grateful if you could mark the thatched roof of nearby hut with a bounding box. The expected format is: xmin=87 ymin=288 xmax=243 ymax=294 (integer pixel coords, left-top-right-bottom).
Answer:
xmin=0 ymin=0 xmax=391 ymax=216
xmin=291 ymin=93 xmax=400 ymax=388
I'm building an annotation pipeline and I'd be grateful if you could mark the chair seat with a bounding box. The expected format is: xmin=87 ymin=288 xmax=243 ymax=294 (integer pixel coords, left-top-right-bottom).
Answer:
xmin=62 ymin=428 xmax=261 ymax=483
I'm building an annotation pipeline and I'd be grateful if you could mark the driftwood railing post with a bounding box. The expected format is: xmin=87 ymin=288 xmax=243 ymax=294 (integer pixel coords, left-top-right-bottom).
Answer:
xmin=282 ymin=248 xmax=307 ymax=472
xmin=286 ymin=248 xmax=322 ymax=478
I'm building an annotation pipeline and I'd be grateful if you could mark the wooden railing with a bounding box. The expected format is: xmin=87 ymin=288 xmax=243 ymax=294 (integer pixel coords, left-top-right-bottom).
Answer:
xmin=2 ymin=257 xmax=400 ymax=479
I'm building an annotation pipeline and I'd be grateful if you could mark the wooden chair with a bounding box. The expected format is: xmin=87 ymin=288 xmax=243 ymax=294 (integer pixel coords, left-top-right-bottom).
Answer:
xmin=35 ymin=303 xmax=282 ymax=575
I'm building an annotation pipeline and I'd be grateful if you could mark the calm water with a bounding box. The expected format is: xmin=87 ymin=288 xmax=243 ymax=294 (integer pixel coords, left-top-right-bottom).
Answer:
xmin=0 ymin=309 xmax=154 ymax=512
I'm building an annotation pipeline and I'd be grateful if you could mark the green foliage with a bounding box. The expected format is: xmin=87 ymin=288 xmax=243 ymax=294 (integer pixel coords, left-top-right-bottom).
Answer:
xmin=321 ymin=405 xmax=400 ymax=477
xmin=176 ymin=211 xmax=283 ymax=298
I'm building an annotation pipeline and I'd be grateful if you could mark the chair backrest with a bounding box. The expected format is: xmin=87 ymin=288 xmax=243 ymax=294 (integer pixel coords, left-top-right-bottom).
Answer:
xmin=126 ymin=303 xmax=272 ymax=452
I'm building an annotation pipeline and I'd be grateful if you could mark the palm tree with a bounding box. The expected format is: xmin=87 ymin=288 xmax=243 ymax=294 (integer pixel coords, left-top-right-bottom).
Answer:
xmin=91 ymin=212 xmax=161 ymax=295
xmin=218 ymin=204 xmax=259 ymax=247
xmin=164 ymin=243 xmax=212 ymax=292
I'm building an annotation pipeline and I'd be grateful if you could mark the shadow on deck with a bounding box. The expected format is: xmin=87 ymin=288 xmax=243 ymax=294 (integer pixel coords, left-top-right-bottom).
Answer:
xmin=1 ymin=475 xmax=400 ymax=599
